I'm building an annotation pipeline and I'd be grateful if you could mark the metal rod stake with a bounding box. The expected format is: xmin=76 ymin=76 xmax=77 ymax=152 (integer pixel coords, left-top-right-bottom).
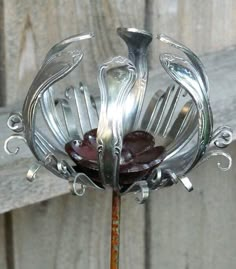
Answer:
xmin=110 ymin=191 xmax=121 ymax=269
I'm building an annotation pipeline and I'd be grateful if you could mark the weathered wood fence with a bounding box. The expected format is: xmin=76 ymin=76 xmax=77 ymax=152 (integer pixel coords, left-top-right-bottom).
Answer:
xmin=0 ymin=1 xmax=236 ymax=268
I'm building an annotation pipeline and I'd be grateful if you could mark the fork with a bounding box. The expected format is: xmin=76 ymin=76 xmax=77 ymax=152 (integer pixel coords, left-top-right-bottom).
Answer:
xmin=40 ymin=83 xmax=99 ymax=152
xmin=141 ymin=85 xmax=197 ymax=145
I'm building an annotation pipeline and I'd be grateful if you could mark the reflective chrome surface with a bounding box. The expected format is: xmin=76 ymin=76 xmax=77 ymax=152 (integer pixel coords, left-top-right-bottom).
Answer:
xmin=97 ymin=56 xmax=136 ymax=189
xmin=117 ymin=27 xmax=152 ymax=133
xmin=5 ymin=28 xmax=233 ymax=203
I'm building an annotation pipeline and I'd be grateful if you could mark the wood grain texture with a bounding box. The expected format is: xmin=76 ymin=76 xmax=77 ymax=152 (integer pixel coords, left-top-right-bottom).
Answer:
xmin=147 ymin=0 xmax=236 ymax=69
xmin=3 ymin=4 xmax=146 ymax=268
xmin=0 ymin=215 xmax=7 ymax=269
xmin=0 ymin=0 xmax=146 ymax=213
xmin=149 ymin=142 xmax=236 ymax=269
xmin=12 ymin=191 xmax=145 ymax=269
xmin=120 ymin=196 xmax=145 ymax=269
xmin=0 ymin=0 xmax=6 ymax=105
xmin=3 ymin=0 xmax=145 ymax=106
xmin=1 ymin=47 xmax=236 ymax=213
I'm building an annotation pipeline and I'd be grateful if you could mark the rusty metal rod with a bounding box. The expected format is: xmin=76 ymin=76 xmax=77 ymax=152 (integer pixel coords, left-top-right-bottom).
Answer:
xmin=110 ymin=191 xmax=121 ymax=269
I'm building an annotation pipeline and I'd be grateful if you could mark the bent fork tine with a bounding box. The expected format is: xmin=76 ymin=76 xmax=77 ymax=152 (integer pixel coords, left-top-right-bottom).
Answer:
xmin=152 ymin=85 xmax=174 ymax=135
xmin=68 ymin=83 xmax=99 ymax=136
xmin=41 ymin=87 xmax=70 ymax=146
xmin=141 ymin=89 xmax=165 ymax=131
xmin=34 ymin=130 xmax=66 ymax=158
xmin=80 ymin=82 xmax=99 ymax=129
xmin=165 ymin=102 xmax=197 ymax=153
xmin=55 ymin=98 xmax=79 ymax=140
xmin=34 ymin=131 xmax=56 ymax=156
xmin=158 ymin=86 xmax=182 ymax=137
xmin=168 ymin=101 xmax=195 ymax=140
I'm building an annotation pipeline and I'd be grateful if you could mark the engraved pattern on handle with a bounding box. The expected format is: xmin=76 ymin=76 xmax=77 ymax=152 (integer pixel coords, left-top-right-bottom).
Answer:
xmin=97 ymin=56 xmax=136 ymax=189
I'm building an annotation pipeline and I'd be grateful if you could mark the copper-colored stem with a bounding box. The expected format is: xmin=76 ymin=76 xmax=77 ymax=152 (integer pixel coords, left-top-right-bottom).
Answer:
xmin=110 ymin=191 xmax=121 ymax=269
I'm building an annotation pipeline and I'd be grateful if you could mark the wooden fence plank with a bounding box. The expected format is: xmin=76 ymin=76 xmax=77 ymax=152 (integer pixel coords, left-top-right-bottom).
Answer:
xmin=0 ymin=0 xmax=6 ymax=105
xmin=149 ymin=142 xmax=236 ymax=269
xmin=1 ymin=2 xmax=236 ymax=269
xmin=1 ymin=47 xmax=236 ymax=213
xmin=120 ymin=196 xmax=146 ymax=269
xmin=3 ymin=0 xmax=145 ymax=106
xmin=147 ymin=0 xmax=236 ymax=69
xmin=12 ymin=192 xmax=112 ymax=269
xmin=12 ymin=191 xmax=145 ymax=269
xmin=0 ymin=215 xmax=7 ymax=269
xmin=4 ymin=0 xmax=236 ymax=104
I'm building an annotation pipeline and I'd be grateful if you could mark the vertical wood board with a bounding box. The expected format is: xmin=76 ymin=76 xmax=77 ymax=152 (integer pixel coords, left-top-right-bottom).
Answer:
xmin=0 ymin=215 xmax=7 ymax=269
xmin=12 ymin=191 xmax=145 ymax=269
xmin=147 ymin=0 xmax=236 ymax=69
xmin=149 ymin=142 xmax=236 ymax=269
xmin=3 ymin=0 xmax=145 ymax=106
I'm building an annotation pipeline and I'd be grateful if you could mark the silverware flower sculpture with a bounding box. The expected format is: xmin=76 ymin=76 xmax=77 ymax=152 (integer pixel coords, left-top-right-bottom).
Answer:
xmin=5 ymin=27 xmax=232 ymax=202
xmin=4 ymin=27 xmax=233 ymax=269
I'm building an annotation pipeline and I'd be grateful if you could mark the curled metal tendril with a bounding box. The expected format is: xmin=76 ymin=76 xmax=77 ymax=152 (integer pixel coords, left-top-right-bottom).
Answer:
xmin=70 ymin=174 xmax=86 ymax=196
xmin=26 ymin=162 xmax=42 ymax=182
xmin=147 ymin=168 xmax=162 ymax=190
xmin=179 ymin=176 xmax=193 ymax=192
xmin=57 ymin=160 xmax=75 ymax=178
xmin=135 ymin=182 xmax=150 ymax=204
xmin=44 ymin=153 xmax=58 ymax=166
xmin=197 ymin=150 xmax=232 ymax=171
xmin=44 ymin=154 xmax=76 ymax=179
xmin=4 ymin=134 xmax=27 ymax=155
xmin=165 ymin=169 xmax=179 ymax=184
xmin=7 ymin=113 xmax=24 ymax=133
xmin=211 ymin=126 xmax=233 ymax=148
xmin=122 ymin=181 xmax=150 ymax=203
xmin=164 ymin=169 xmax=193 ymax=192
